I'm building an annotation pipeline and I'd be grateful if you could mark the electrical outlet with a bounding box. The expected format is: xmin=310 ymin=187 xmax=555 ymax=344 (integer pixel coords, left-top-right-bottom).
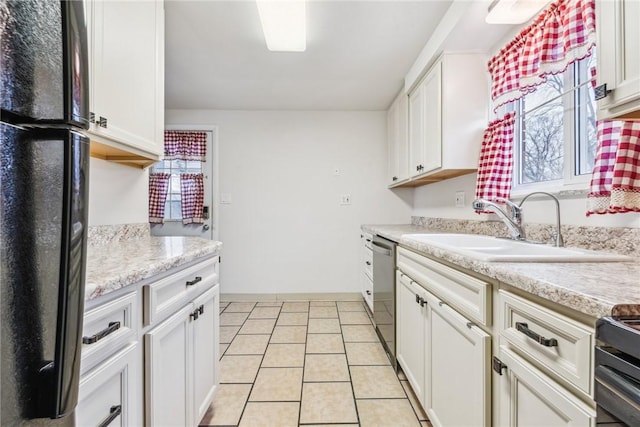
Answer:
xmin=455 ymin=191 xmax=465 ymax=208
xmin=340 ymin=194 xmax=351 ymax=205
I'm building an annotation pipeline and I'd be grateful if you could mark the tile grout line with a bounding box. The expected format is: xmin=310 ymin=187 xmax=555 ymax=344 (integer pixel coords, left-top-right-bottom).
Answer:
xmin=229 ymin=302 xmax=262 ymax=427
xmin=339 ymin=303 xmax=362 ymax=427
xmin=297 ymin=302 xmax=310 ymax=426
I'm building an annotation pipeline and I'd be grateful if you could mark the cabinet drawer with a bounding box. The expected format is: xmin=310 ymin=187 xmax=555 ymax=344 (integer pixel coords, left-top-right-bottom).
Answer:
xmin=397 ymin=247 xmax=491 ymax=326
xmin=364 ymin=246 xmax=373 ymax=280
xmin=363 ymin=273 xmax=374 ymax=313
xmin=77 ymin=343 xmax=139 ymax=427
xmin=498 ymin=290 xmax=594 ymax=396
xmin=82 ymin=291 xmax=137 ymax=375
xmin=143 ymin=257 xmax=219 ymax=326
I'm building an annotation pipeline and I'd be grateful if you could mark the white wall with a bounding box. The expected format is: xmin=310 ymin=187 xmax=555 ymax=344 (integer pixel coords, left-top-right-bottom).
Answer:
xmin=166 ymin=110 xmax=413 ymax=295
xmin=88 ymin=158 xmax=148 ymax=226
xmin=413 ymin=173 xmax=640 ymax=228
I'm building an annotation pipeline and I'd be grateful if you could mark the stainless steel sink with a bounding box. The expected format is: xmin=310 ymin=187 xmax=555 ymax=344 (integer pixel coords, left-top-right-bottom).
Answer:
xmin=402 ymin=234 xmax=633 ymax=262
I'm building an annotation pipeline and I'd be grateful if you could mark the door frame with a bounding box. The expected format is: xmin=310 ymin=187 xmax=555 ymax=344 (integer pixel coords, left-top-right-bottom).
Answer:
xmin=155 ymin=124 xmax=219 ymax=241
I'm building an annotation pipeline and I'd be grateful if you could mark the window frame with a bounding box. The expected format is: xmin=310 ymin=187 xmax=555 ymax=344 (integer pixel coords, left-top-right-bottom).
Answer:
xmin=151 ymin=159 xmax=204 ymax=222
xmin=509 ymin=58 xmax=595 ymax=197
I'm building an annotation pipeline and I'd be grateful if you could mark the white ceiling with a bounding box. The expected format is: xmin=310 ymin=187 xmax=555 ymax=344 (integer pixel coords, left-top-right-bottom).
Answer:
xmin=164 ymin=1 xmax=514 ymax=111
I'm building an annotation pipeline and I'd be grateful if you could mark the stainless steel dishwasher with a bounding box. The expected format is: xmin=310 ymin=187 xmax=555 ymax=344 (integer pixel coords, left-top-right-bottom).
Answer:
xmin=372 ymin=235 xmax=397 ymax=369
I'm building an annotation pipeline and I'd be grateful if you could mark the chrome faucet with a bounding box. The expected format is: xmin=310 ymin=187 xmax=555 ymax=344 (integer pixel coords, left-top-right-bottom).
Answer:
xmin=472 ymin=198 xmax=526 ymax=241
xmin=517 ymin=192 xmax=564 ymax=247
xmin=473 ymin=192 xmax=564 ymax=247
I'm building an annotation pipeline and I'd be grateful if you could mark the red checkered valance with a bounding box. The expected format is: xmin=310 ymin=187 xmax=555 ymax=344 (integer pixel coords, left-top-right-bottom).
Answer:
xmin=180 ymin=173 xmax=205 ymax=224
xmin=149 ymin=173 xmax=171 ymax=224
xmin=587 ymin=121 xmax=640 ymax=216
xmin=488 ymin=0 xmax=596 ymax=110
xmin=474 ymin=112 xmax=516 ymax=211
xmin=164 ymin=131 xmax=207 ymax=161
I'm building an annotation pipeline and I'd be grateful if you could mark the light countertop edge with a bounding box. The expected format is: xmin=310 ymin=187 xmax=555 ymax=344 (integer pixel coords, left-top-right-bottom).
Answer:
xmin=363 ymin=224 xmax=640 ymax=319
xmin=85 ymin=236 xmax=222 ymax=301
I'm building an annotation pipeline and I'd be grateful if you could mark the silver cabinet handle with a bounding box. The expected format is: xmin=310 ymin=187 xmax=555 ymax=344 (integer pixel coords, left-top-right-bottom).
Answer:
xmin=371 ymin=241 xmax=391 ymax=255
xmin=515 ymin=322 xmax=558 ymax=347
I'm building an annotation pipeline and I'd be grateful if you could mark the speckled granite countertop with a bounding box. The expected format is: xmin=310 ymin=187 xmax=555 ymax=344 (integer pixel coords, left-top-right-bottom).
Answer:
xmin=363 ymin=224 xmax=640 ymax=319
xmin=85 ymin=236 xmax=222 ymax=301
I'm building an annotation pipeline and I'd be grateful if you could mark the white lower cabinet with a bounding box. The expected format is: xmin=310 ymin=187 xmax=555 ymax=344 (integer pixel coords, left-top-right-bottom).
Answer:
xmin=145 ymin=304 xmax=192 ymax=426
xmin=394 ymin=246 xmax=597 ymax=427
xmin=361 ymin=233 xmax=374 ymax=311
xmin=145 ymin=286 xmax=219 ymax=427
xmin=396 ymin=265 xmax=490 ymax=427
xmin=76 ymin=343 xmax=139 ymax=427
xmin=396 ymin=271 xmax=427 ymax=403
xmin=497 ymin=346 xmax=596 ymax=427
xmin=192 ymin=288 xmax=220 ymax=423
xmin=425 ymin=295 xmax=490 ymax=427
xmin=79 ymin=255 xmax=221 ymax=427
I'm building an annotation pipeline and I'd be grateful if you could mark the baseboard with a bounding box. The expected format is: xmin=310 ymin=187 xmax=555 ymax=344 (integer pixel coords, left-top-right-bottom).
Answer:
xmin=220 ymin=292 xmax=362 ymax=302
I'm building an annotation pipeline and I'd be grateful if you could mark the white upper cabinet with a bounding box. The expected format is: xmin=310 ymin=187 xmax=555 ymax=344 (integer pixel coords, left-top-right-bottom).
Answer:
xmin=596 ymin=0 xmax=640 ymax=120
xmin=85 ymin=0 xmax=165 ymax=166
xmin=404 ymin=53 xmax=488 ymax=186
xmin=410 ymin=61 xmax=442 ymax=178
xmin=387 ymin=91 xmax=410 ymax=186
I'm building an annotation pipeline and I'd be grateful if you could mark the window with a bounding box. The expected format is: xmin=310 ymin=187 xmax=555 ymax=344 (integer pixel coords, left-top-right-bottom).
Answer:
xmin=150 ymin=160 xmax=203 ymax=221
xmin=511 ymin=53 xmax=597 ymax=191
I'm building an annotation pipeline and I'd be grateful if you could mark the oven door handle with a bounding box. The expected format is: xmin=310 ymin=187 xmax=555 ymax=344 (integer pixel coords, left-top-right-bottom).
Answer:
xmin=596 ymin=365 xmax=640 ymax=406
xmin=371 ymin=241 xmax=391 ymax=256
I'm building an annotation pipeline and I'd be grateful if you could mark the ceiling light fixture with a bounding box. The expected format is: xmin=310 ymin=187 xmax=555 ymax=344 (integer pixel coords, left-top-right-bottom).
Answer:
xmin=256 ymin=0 xmax=306 ymax=52
xmin=486 ymin=0 xmax=549 ymax=24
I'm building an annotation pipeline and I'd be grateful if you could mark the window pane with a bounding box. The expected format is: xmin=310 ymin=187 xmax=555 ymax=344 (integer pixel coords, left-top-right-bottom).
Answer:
xmin=186 ymin=161 xmax=202 ymax=169
xmin=170 ymin=201 xmax=182 ymax=219
xmin=169 ymin=174 xmax=180 ymax=193
xmin=576 ymin=53 xmax=598 ymax=175
xmin=521 ymin=97 xmax=564 ymax=184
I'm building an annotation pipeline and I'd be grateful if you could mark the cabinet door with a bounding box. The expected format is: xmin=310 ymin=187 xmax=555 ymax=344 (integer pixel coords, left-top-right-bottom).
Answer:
xmin=145 ymin=304 xmax=193 ymax=427
xmin=388 ymin=93 xmax=410 ymax=185
xmin=409 ymin=83 xmax=425 ymax=177
xmin=426 ymin=296 xmax=490 ymax=427
xmin=396 ymin=272 xmax=427 ymax=403
xmin=422 ymin=62 xmax=442 ymax=173
xmin=596 ymin=0 xmax=640 ymax=118
xmin=89 ymin=0 xmax=164 ymax=156
xmin=77 ymin=343 xmax=139 ymax=427
xmin=388 ymin=98 xmax=399 ymax=184
xmin=497 ymin=347 xmax=596 ymax=427
xmin=192 ymin=287 xmax=219 ymax=423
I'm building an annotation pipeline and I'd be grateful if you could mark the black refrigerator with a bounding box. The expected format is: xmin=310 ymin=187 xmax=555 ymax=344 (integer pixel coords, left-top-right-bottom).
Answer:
xmin=1 ymin=0 xmax=90 ymax=425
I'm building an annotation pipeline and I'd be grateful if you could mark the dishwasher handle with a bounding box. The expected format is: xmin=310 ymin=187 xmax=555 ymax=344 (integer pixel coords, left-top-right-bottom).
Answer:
xmin=371 ymin=241 xmax=392 ymax=256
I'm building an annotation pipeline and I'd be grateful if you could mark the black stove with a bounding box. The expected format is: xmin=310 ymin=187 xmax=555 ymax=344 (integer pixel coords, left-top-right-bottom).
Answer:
xmin=595 ymin=317 xmax=640 ymax=426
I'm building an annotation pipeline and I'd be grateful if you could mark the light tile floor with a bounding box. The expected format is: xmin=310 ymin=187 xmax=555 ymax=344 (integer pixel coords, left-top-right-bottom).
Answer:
xmin=201 ymin=300 xmax=432 ymax=427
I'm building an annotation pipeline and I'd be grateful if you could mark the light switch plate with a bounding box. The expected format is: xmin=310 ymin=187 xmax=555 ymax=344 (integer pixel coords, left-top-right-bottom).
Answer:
xmin=220 ymin=193 xmax=231 ymax=204
xmin=455 ymin=191 xmax=465 ymax=208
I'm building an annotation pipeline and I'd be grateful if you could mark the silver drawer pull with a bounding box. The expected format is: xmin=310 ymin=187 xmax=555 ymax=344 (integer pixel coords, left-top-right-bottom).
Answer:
xmin=82 ymin=321 xmax=121 ymax=345
xmin=97 ymin=405 xmax=122 ymax=427
xmin=516 ymin=322 xmax=558 ymax=347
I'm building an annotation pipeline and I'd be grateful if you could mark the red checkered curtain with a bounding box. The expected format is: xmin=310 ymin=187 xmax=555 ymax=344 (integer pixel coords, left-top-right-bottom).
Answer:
xmin=164 ymin=131 xmax=207 ymax=161
xmin=488 ymin=0 xmax=596 ymax=111
xmin=475 ymin=112 xmax=516 ymax=211
xmin=180 ymin=173 xmax=205 ymax=224
xmin=148 ymin=173 xmax=171 ymax=224
xmin=587 ymin=121 xmax=640 ymax=216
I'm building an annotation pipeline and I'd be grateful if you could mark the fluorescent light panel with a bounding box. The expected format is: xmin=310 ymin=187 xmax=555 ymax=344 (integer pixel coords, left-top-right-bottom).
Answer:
xmin=256 ymin=0 xmax=306 ymax=52
xmin=486 ymin=0 xmax=549 ymax=24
